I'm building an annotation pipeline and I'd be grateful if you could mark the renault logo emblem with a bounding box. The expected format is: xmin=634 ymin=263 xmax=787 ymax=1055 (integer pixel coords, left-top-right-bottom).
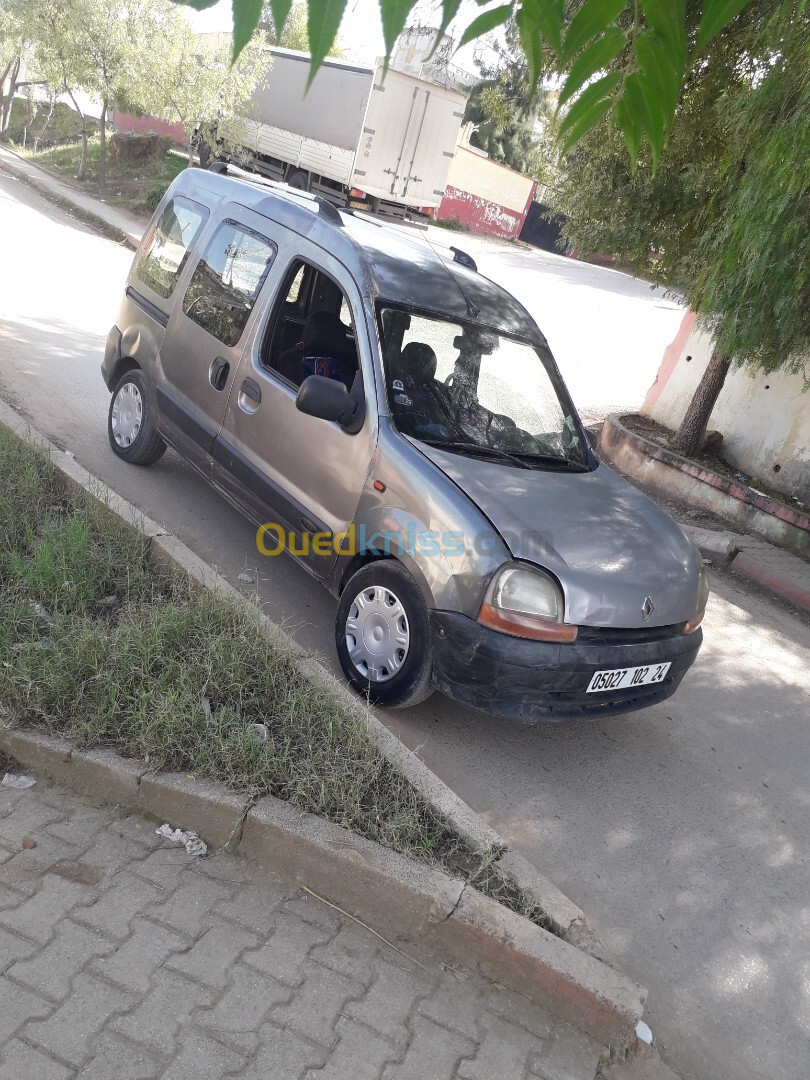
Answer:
xmin=642 ymin=596 xmax=654 ymax=620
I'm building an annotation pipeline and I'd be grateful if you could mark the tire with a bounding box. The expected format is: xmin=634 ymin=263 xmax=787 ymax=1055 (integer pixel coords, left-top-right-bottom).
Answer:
xmin=335 ymin=561 xmax=435 ymax=709
xmin=107 ymin=369 xmax=166 ymax=466
xmin=286 ymin=169 xmax=309 ymax=191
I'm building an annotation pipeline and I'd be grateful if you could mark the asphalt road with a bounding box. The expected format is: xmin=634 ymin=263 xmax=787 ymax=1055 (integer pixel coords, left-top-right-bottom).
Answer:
xmin=1 ymin=168 xmax=808 ymax=1080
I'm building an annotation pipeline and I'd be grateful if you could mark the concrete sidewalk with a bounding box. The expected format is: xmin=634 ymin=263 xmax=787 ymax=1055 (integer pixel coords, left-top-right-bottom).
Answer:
xmin=0 ymin=775 xmax=606 ymax=1080
xmin=0 ymin=145 xmax=146 ymax=248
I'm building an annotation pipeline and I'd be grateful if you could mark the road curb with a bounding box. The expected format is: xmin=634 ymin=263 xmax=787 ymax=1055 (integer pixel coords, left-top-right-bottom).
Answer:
xmin=0 ymin=398 xmax=646 ymax=1045
xmin=729 ymin=550 xmax=810 ymax=615
xmin=599 ymin=414 xmax=809 ymax=558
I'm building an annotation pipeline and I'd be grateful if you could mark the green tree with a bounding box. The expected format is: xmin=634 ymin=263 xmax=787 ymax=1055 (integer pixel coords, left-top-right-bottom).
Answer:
xmin=261 ymin=1 xmax=342 ymax=55
xmin=463 ymin=18 xmax=556 ymax=179
xmin=556 ymin=0 xmax=810 ymax=455
xmin=152 ymin=22 xmax=271 ymax=166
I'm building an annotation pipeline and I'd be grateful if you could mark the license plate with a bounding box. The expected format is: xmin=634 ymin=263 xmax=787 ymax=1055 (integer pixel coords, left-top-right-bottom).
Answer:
xmin=586 ymin=662 xmax=671 ymax=694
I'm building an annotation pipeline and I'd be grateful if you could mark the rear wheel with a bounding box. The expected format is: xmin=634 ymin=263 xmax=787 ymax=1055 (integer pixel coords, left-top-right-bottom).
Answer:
xmin=108 ymin=369 xmax=166 ymax=466
xmin=286 ymin=169 xmax=309 ymax=191
xmin=336 ymin=561 xmax=434 ymax=708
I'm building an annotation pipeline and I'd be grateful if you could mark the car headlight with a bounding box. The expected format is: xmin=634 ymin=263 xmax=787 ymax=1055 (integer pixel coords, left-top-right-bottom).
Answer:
xmin=684 ymin=564 xmax=710 ymax=634
xmin=478 ymin=564 xmax=578 ymax=643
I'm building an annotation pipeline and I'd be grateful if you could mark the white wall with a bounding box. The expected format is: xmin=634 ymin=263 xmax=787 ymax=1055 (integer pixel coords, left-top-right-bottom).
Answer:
xmin=643 ymin=311 xmax=810 ymax=504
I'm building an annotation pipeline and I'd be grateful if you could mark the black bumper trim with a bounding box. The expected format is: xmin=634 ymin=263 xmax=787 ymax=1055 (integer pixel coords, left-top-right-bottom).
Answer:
xmin=430 ymin=611 xmax=702 ymax=724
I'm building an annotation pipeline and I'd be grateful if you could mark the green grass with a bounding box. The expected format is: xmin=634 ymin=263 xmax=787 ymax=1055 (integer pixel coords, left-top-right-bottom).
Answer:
xmin=0 ymin=427 xmax=555 ymax=934
xmin=18 ymin=136 xmax=187 ymax=216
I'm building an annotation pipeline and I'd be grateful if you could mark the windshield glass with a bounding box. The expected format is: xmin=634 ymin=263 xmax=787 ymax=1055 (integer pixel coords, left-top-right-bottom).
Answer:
xmin=378 ymin=306 xmax=587 ymax=469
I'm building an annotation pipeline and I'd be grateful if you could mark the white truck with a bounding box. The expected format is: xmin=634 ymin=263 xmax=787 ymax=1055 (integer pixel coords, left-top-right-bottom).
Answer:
xmin=234 ymin=47 xmax=468 ymax=217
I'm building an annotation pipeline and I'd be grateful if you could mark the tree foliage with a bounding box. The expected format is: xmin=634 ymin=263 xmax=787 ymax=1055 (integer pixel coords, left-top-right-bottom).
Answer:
xmin=463 ymin=17 xmax=556 ymax=180
xmin=555 ymin=0 xmax=809 ymax=451
xmin=170 ymin=0 xmax=760 ymax=168
xmin=260 ymin=0 xmax=342 ymax=55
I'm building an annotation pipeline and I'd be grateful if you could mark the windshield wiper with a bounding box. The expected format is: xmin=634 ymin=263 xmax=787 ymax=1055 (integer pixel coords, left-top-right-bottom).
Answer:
xmin=418 ymin=439 xmax=534 ymax=469
xmin=420 ymin=439 xmax=587 ymax=472
xmin=511 ymin=452 xmax=588 ymax=472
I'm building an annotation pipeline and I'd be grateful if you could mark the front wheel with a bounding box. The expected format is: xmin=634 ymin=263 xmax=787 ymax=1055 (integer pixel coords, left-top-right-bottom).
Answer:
xmin=335 ymin=561 xmax=434 ymax=709
xmin=108 ymin=369 xmax=166 ymax=465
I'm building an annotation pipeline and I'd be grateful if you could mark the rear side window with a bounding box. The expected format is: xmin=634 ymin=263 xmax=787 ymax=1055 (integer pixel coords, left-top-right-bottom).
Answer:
xmin=182 ymin=220 xmax=276 ymax=347
xmin=135 ymin=197 xmax=207 ymax=300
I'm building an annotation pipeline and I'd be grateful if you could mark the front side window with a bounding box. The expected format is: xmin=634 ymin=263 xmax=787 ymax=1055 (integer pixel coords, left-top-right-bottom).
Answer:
xmin=135 ymin=196 xmax=207 ymax=300
xmin=182 ymin=221 xmax=276 ymax=347
xmin=378 ymin=307 xmax=588 ymax=470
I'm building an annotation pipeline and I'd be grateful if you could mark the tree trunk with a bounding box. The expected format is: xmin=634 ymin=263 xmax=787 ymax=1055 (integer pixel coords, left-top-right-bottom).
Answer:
xmin=671 ymin=349 xmax=732 ymax=457
xmin=33 ymin=95 xmax=56 ymax=153
xmin=97 ymin=98 xmax=108 ymax=193
xmin=65 ymin=86 xmax=88 ymax=181
xmin=0 ymin=56 xmax=21 ymax=137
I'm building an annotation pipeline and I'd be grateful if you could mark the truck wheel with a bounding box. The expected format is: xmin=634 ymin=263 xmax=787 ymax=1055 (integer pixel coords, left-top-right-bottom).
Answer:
xmin=336 ymin=561 xmax=434 ymax=709
xmin=286 ymin=169 xmax=309 ymax=191
xmin=108 ymin=370 xmax=166 ymax=466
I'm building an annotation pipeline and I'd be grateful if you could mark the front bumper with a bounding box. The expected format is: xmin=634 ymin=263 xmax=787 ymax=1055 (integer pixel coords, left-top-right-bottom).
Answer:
xmin=431 ymin=611 xmax=702 ymax=724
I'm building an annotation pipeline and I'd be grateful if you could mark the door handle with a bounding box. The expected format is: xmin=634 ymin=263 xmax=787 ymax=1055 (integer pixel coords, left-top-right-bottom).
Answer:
xmin=240 ymin=378 xmax=262 ymax=403
xmin=209 ymin=357 xmax=230 ymax=391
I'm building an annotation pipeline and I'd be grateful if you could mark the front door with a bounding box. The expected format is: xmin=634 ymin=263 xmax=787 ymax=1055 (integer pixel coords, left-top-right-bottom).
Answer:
xmin=213 ymin=240 xmax=376 ymax=579
xmin=155 ymin=207 xmax=278 ymax=470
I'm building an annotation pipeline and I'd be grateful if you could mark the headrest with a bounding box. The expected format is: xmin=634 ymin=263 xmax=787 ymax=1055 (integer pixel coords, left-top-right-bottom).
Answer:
xmin=400 ymin=341 xmax=437 ymax=385
xmin=303 ymin=311 xmax=346 ymax=357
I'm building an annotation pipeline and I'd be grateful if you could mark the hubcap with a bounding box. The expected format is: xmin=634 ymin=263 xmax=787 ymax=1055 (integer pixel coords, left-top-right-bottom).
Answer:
xmin=111 ymin=382 xmax=143 ymax=448
xmin=345 ymin=585 xmax=410 ymax=683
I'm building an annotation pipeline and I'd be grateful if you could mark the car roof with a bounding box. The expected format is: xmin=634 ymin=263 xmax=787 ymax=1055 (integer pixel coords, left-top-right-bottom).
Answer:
xmin=172 ymin=167 xmax=543 ymax=342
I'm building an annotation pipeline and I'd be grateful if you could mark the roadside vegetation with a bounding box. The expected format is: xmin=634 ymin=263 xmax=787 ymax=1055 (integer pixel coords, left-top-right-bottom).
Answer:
xmin=20 ymin=133 xmax=187 ymax=215
xmin=0 ymin=426 xmax=548 ymax=929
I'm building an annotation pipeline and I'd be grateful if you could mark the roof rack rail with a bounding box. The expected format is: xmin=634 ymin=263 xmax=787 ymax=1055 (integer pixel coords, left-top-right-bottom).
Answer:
xmin=450 ymin=246 xmax=478 ymax=272
xmin=207 ymin=162 xmax=344 ymax=228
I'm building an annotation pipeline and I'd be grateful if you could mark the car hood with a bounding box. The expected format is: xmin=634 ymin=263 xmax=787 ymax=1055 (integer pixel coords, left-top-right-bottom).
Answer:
xmin=419 ymin=447 xmax=703 ymax=628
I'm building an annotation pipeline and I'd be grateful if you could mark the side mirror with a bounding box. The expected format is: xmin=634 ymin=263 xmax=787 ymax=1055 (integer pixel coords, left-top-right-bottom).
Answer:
xmin=296 ymin=374 xmax=364 ymax=434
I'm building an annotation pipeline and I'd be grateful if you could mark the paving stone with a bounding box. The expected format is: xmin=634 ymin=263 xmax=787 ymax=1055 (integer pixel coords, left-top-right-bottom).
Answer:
xmin=0 ymin=874 xmax=92 ymax=944
xmin=45 ymin=805 xmax=110 ymax=846
xmin=0 ymin=881 xmax=31 ymax=912
xmin=243 ymin=912 xmax=333 ymax=986
xmin=193 ymin=961 xmax=292 ymax=1054
xmin=458 ymin=1014 xmax=550 ymax=1079
xmin=382 ymin=1014 xmax=477 ymax=1079
xmin=283 ymin=891 xmax=342 ymax=931
xmin=418 ymin=971 xmax=487 ymax=1040
xmin=243 ymin=1023 xmax=330 ymax=1079
xmin=0 ymin=975 xmax=53 ymax=1043
xmin=532 ymin=1024 xmax=604 ymax=1080
xmin=346 ymin=957 xmax=432 ymax=1048
xmin=146 ymin=870 xmax=234 ymax=936
xmin=0 ymin=1038 xmax=74 ymax=1079
xmin=73 ymin=871 xmax=165 ymax=940
xmin=24 ymin=972 xmax=136 ymax=1067
xmin=78 ymin=1032 xmax=162 ymax=1080
xmin=483 ymin=986 xmax=556 ymax=1040
xmin=90 ymin=916 xmax=188 ymax=992
xmin=306 ymin=1016 xmax=397 ymax=1079
xmin=310 ymin=919 xmax=379 ymax=984
xmin=159 ymin=1029 xmax=247 ymax=1080
xmin=0 ymin=926 xmax=38 ymax=973
xmin=8 ymin=918 xmax=115 ymax=1001
xmin=129 ymin=846 xmax=191 ymax=889
xmin=213 ymin=877 xmax=295 ymax=935
xmin=107 ymin=814 xmax=165 ymax=851
xmin=271 ymin=963 xmax=365 ymax=1045
xmin=111 ymin=969 xmax=216 ymax=1057
xmin=1 ymin=834 xmax=78 ymax=878
xmin=165 ymin=920 xmax=259 ymax=990
xmin=79 ymin=827 xmax=160 ymax=882
xmin=0 ymin=797 xmax=64 ymax=847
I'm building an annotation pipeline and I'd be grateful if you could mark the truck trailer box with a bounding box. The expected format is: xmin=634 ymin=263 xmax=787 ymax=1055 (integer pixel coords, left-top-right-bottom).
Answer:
xmin=239 ymin=47 xmax=467 ymax=213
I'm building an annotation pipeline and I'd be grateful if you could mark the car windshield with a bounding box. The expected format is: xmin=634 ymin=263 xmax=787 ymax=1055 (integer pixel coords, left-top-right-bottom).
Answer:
xmin=378 ymin=306 xmax=588 ymax=469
